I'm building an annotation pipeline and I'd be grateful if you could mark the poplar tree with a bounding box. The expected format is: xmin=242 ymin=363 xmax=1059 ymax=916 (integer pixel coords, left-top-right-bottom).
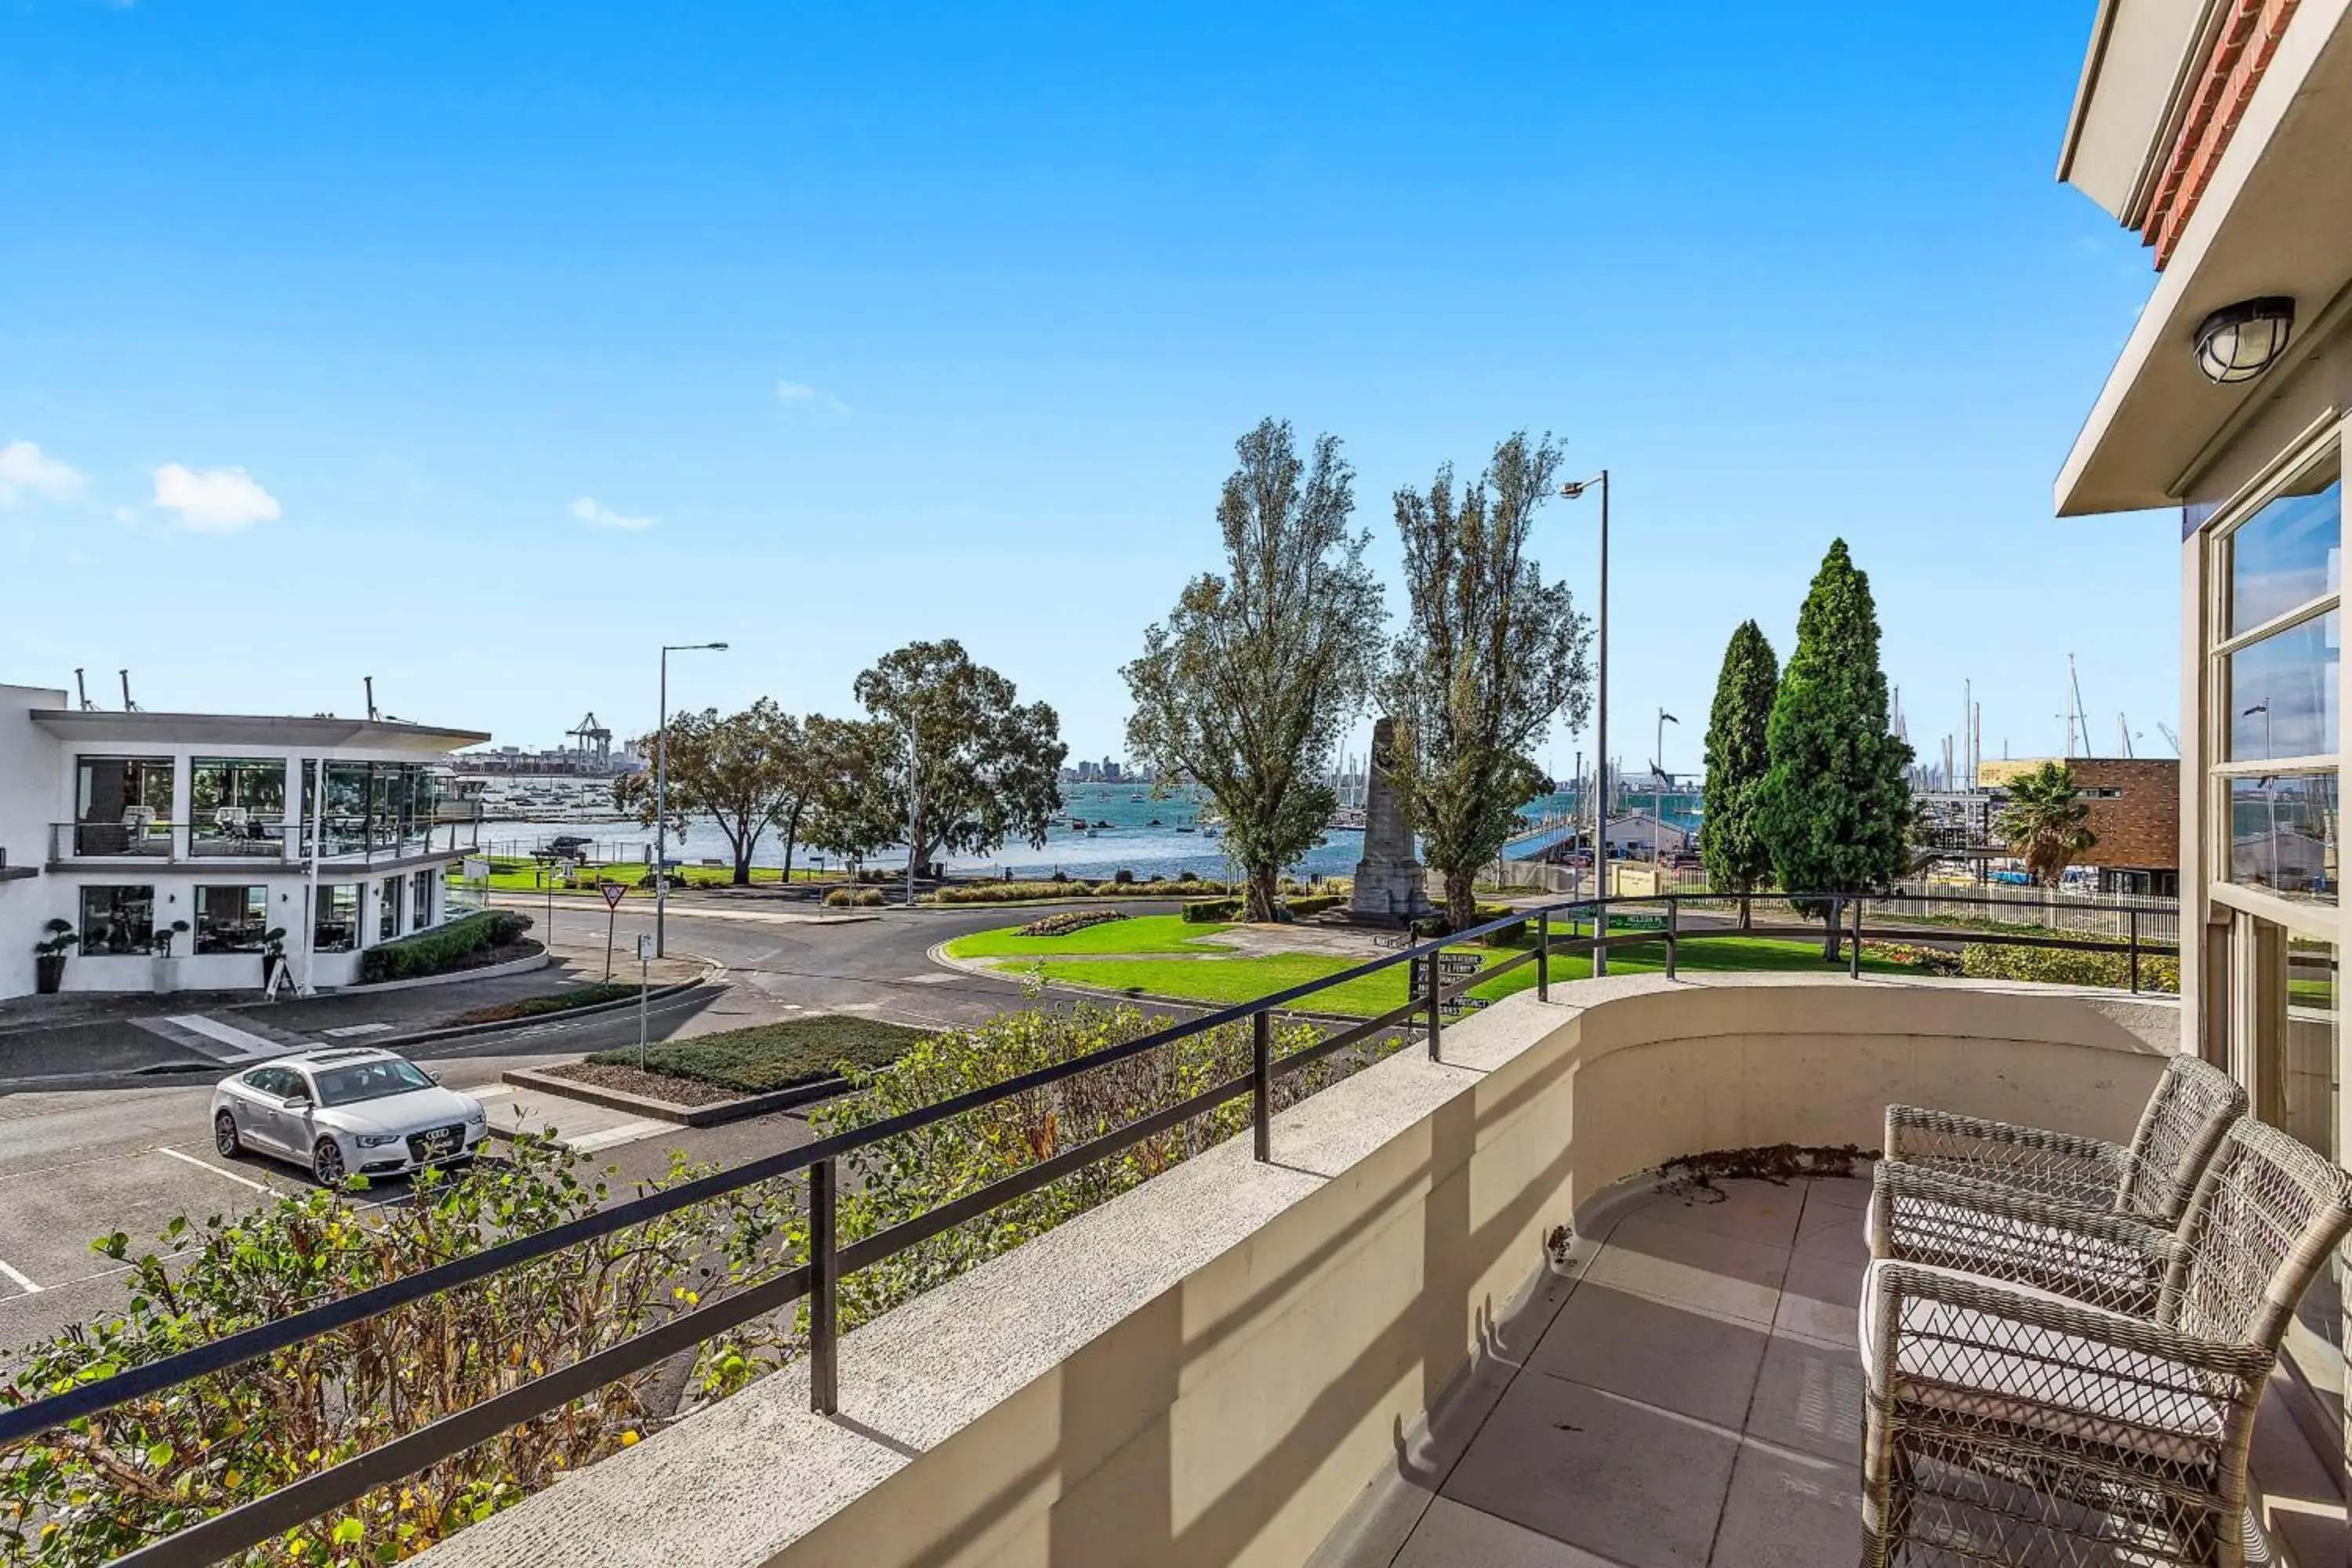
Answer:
xmin=1384 ymin=432 xmax=1592 ymax=931
xmin=1697 ymin=620 xmax=1778 ymax=905
xmin=1755 ymin=540 xmax=1914 ymax=957
xmin=1123 ymin=418 xmax=1385 ymax=922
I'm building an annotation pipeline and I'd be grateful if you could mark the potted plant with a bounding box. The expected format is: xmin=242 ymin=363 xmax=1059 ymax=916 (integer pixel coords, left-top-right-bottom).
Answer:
xmin=150 ymin=920 xmax=191 ymax=995
xmin=32 ymin=920 xmax=78 ymax=995
xmin=260 ymin=927 xmax=289 ymax=995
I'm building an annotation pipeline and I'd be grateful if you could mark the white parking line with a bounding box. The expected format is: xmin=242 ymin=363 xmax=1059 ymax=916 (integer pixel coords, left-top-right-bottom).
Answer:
xmin=156 ymin=1145 xmax=273 ymax=1193
xmin=0 ymin=1258 xmax=41 ymax=1294
xmin=321 ymin=1022 xmax=394 ymax=1038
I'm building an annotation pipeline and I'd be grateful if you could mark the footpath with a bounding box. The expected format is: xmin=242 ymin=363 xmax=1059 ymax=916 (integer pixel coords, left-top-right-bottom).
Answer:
xmin=0 ymin=939 xmax=711 ymax=1088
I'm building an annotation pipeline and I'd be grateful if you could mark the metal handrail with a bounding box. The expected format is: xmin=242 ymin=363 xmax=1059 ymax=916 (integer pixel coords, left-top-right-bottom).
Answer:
xmin=0 ymin=885 xmax=2182 ymax=1566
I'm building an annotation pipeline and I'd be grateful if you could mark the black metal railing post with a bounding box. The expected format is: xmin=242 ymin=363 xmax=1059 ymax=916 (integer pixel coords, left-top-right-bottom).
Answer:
xmin=1849 ymin=893 xmax=1864 ymax=979
xmin=1664 ymin=895 xmax=1679 ymax=979
xmin=1535 ymin=909 xmax=1549 ymax=1001
xmin=1252 ymin=1010 xmax=1272 ymax=1162
xmin=809 ymin=1158 xmax=839 ymax=1415
xmin=2128 ymin=909 xmax=2140 ymax=994
xmin=1425 ymin=946 xmax=1443 ymax=1061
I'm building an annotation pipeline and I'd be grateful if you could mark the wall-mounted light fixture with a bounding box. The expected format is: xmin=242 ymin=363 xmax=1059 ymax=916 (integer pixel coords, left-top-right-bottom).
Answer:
xmin=2194 ymin=296 xmax=2296 ymax=383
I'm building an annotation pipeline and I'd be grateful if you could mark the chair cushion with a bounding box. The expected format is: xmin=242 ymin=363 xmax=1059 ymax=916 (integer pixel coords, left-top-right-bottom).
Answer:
xmin=1860 ymin=1259 xmax=2227 ymax=1466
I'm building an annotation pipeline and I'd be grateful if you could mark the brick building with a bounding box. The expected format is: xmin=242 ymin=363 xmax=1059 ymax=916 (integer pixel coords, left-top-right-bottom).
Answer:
xmin=1976 ymin=757 xmax=2180 ymax=895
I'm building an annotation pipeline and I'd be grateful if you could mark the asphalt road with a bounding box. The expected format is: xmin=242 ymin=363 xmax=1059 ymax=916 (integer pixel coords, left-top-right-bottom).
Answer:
xmin=0 ymin=900 xmax=1156 ymax=1359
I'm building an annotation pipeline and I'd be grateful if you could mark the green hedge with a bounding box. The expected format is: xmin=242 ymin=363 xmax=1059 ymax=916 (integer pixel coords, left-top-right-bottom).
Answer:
xmin=357 ymin=911 xmax=534 ymax=984
xmin=1183 ymin=891 xmax=1342 ymax=924
xmin=1960 ymin=942 xmax=2179 ymax=994
xmin=932 ymin=878 xmax=1235 ymax=906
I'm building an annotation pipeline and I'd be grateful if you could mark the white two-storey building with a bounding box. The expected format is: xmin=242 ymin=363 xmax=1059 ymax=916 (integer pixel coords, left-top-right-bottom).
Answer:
xmin=0 ymin=682 xmax=489 ymax=999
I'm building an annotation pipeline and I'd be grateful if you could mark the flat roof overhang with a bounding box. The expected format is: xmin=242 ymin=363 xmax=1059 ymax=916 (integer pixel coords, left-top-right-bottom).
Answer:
xmin=2057 ymin=0 xmax=2352 ymax=516
xmin=27 ymin=710 xmax=492 ymax=753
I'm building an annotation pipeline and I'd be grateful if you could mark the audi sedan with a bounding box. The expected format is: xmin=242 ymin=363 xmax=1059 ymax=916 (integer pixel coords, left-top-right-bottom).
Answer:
xmin=210 ymin=1047 xmax=490 ymax=1185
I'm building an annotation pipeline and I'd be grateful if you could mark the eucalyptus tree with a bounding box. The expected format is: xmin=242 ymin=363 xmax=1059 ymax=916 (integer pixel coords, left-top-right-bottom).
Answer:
xmin=850 ymin=639 xmax=1067 ymax=877
xmin=1383 ymin=432 xmax=1592 ymax=930
xmin=1123 ymin=418 xmax=1385 ymax=922
xmin=615 ymin=699 xmax=808 ymax=885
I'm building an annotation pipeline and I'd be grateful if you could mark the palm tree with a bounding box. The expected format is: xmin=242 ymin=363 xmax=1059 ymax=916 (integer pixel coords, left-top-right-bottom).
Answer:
xmin=1993 ymin=760 xmax=2097 ymax=886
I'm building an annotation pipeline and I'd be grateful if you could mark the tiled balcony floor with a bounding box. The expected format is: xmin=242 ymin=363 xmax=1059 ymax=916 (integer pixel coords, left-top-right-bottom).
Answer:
xmin=1313 ymin=1169 xmax=2350 ymax=1568
xmin=1315 ymin=1171 xmax=1871 ymax=1567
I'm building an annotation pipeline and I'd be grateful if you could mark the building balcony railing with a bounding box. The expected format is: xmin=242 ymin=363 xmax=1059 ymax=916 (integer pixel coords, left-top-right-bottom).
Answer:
xmin=0 ymin=889 xmax=2270 ymax=1568
xmin=47 ymin=815 xmax=481 ymax=868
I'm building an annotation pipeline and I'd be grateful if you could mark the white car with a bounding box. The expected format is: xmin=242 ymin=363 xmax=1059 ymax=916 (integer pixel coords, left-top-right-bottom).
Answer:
xmin=210 ymin=1047 xmax=490 ymax=1185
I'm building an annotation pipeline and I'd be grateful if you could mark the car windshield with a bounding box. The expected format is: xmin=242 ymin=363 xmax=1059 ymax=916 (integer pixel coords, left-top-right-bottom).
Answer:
xmin=310 ymin=1059 xmax=435 ymax=1106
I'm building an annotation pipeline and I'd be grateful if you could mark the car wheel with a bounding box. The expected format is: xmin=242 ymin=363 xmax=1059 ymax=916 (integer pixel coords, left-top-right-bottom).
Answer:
xmin=311 ymin=1138 xmax=347 ymax=1187
xmin=214 ymin=1112 xmax=241 ymax=1158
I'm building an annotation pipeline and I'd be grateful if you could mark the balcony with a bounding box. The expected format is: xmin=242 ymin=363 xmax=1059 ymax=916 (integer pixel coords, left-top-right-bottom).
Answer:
xmin=5 ymin=931 xmax=2336 ymax=1568
xmin=45 ymin=814 xmax=481 ymax=868
xmin=381 ymin=974 xmax=2328 ymax=1568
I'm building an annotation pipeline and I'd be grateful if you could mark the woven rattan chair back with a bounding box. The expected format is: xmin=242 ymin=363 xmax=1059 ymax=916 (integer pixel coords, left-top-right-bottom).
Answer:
xmin=2166 ymin=1117 xmax=2352 ymax=1352
xmin=2117 ymin=1053 xmax=2249 ymax=1222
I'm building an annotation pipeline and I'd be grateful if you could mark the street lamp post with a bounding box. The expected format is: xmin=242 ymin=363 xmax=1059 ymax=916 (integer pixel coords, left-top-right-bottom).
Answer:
xmin=656 ymin=641 xmax=729 ymax=959
xmin=1560 ymin=470 xmax=1610 ymax=972
xmin=1653 ymin=709 xmax=1679 ymax=865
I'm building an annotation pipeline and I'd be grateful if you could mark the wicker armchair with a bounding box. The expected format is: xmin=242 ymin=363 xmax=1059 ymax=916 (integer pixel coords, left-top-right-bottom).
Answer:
xmin=1860 ymin=1119 xmax=2352 ymax=1567
xmin=1882 ymin=1052 xmax=2246 ymax=1224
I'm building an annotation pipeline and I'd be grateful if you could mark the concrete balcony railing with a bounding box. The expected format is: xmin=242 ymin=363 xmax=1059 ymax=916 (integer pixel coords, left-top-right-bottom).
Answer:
xmin=409 ymin=974 xmax=2202 ymax=1568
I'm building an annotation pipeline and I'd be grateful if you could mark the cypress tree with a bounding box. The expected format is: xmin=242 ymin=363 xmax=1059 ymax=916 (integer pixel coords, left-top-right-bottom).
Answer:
xmin=1697 ymin=620 xmax=1778 ymax=906
xmin=1755 ymin=539 xmax=1914 ymax=957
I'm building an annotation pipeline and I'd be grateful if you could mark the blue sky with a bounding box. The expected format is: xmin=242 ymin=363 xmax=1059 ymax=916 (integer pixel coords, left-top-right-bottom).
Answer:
xmin=0 ymin=3 xmax=2171 ymax=776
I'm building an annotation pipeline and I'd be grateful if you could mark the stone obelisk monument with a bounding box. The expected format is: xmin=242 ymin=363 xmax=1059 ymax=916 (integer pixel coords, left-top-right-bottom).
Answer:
xmin=1347 ymin=717 xmax=1435 ymax=925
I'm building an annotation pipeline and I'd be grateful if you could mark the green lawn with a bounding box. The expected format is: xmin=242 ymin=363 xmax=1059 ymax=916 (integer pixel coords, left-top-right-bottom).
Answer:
xmin=1014 ymin=935 xmax=1910 ymax=1018
xmin=590 ymin=1014 xmax=933 ymax=1093
xmin=945 ymin=914 xmax=1236 ymax=959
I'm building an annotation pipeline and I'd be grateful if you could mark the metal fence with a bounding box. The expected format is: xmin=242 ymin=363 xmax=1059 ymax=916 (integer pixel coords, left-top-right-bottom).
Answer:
xmin=0 ymin=887 xmax=2176 ymax=1568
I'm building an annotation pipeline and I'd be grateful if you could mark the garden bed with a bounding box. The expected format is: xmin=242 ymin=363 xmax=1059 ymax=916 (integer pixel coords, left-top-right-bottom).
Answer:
xmin=585 ymin=1014 xmax=934 ymax=1095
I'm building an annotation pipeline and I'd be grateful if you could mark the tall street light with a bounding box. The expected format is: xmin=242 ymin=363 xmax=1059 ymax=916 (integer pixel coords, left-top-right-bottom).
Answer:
xmin=656 ymin=641 xmax=728 ymax=958
xmin=1559 ymin=470 xmax=1609 ymax=971
xmin=1653 ymin=709 xmax=1679 ymax=864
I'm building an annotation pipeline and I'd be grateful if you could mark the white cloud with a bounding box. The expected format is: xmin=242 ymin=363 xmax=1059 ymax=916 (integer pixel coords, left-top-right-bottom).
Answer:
xmin=153 ymin=463 xmax=281 ymax=532
xmin=777 ymin=379 xmax=850 ymax=414
xmin=0 ymin=441 xmax=89 ymax=505
xmin=568 ymin=495 xmax=655 ymax=532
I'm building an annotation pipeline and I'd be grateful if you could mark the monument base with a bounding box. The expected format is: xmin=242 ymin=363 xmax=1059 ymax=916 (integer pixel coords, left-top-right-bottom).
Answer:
xmin=1345 ymin=856 xmax=1435 ymax=926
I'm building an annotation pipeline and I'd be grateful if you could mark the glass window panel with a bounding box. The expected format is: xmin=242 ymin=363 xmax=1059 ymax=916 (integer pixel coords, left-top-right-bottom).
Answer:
xmin=2228 ymin=453 xmax=2341 ymax=633
xmin=411 ymin=869 xmax=436 ymax=927
xmin=314 ymin=885 xmax=358 ymax=953
xmin=78 ymin=886 xmax=155 ymax=953
xmin=2227 ymin=611 xmax=2339 ymax=760
xmin=378 ymin=878 xmax=401 ymax=942
xmin=194 ymin=886 xmax=270 ymax=954
xmin=2228 ymin=773 xmax=2339 ymax=902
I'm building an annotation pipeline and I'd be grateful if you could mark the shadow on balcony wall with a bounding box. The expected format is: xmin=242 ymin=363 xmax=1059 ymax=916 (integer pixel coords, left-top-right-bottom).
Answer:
xmin=413 ymin=975 xmax=2177 ymax=1568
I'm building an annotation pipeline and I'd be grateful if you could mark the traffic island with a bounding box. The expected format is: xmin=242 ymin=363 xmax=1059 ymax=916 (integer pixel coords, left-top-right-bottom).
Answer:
xmin=502 ymin=1014 xmax=935 ymax=1127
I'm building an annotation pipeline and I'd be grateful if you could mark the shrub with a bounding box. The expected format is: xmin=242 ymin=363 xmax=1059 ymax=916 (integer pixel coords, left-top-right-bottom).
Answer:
xmin=1017 ymin=909 xmax=1131 ymax=938
xmin=357 ymin=911 xmax=535 ymax=984
xmin=806 ymin=1001 xmax=1356 ymax=1336
xmin=822 ymin=887 xmax=887 ymax=908
xmin=1182 ymin=897 xmax=1242 ymax=923
xmin=1862 ymin=941 xmax=1963 ymax=976
xmin=1283 ymin=893 xmax=1341 ymax=918
xmin=931 ymin=879 xmax=1233 ymax=906
xmin=1960 ymin=942 xmax=2179 ymax=993
xmin=1112 ymin=868 xmax=1134 ymax=885
xmin=0 ymin=1138 xmax=797 ymax=1566
xmin=592 ymin=1015 xmax=930 ymax=1094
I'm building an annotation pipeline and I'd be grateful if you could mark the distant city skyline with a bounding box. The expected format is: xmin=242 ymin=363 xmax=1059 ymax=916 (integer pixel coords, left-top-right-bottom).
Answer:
xmin=0 ymin=4 xmax=2174 ymax=777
